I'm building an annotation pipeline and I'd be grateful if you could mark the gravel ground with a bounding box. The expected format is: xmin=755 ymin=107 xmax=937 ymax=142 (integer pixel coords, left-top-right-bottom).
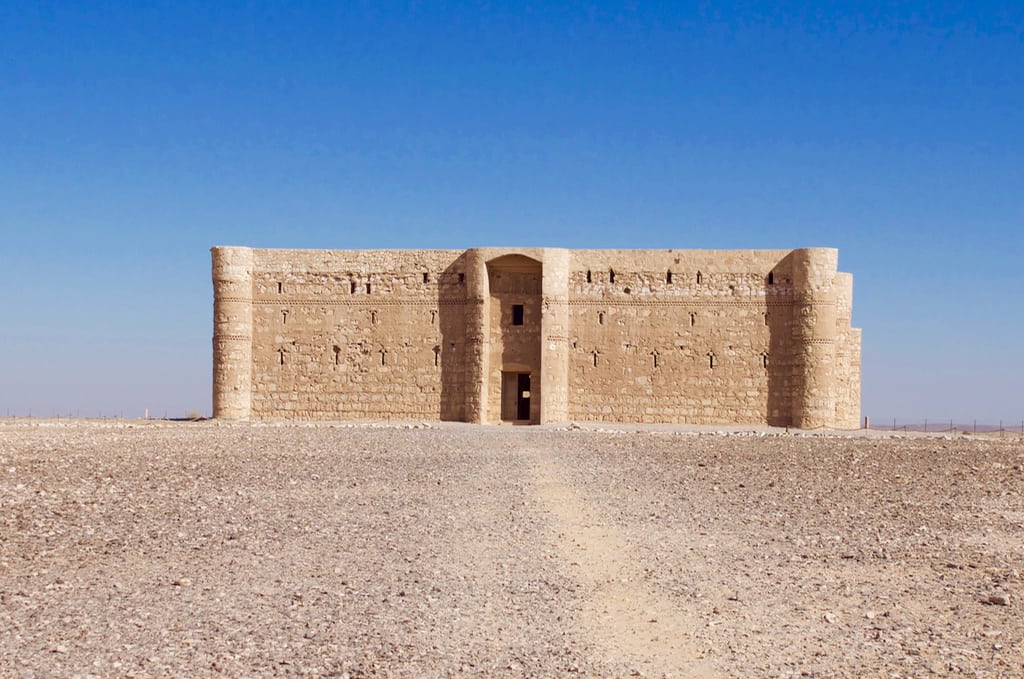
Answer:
xmin=1 ymin=420 xmax=1021 ymax=677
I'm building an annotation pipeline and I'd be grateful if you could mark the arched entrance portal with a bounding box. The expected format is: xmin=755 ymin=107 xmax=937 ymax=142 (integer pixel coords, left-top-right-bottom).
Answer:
xmin=486 ymin=255 xmax=542 ymax=423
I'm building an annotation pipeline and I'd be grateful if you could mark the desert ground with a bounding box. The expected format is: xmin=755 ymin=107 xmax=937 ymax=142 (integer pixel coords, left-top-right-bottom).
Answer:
xmin=1 ymin=420 xmax=1021 ymax=678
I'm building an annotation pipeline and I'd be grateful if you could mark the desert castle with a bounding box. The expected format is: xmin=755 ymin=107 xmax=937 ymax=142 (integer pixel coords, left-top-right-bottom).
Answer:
xmin=212 ymin=246 xmax=860 ymax=428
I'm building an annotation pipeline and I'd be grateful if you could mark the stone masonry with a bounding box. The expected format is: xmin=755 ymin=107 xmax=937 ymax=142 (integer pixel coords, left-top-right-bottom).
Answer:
xmin=212 ymin=246 xmax=861 ymax=428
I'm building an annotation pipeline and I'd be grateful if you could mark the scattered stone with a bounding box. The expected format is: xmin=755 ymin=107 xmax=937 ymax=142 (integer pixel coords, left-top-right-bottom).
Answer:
xmin=2 ymin=421 xmax=1019 ymax=677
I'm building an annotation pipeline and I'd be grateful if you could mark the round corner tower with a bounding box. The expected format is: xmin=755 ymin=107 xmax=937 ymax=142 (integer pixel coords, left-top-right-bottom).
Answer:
xmin=790 ymin=247 xmax=839 ymax=429
xmin=211 ymin=246 xmax=254 ymax=420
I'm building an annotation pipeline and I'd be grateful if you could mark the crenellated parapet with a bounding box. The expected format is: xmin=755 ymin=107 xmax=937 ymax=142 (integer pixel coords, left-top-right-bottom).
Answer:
xmin=211 ymin=246 xmax=254 ymax=419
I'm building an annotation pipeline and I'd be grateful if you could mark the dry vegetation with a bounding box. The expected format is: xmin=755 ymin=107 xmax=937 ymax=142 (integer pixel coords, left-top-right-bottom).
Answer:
xmin=1 ymin=420 xmax=1021 ymax=677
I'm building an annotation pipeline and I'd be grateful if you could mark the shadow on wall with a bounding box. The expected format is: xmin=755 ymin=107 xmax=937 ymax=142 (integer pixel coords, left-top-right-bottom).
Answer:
xmin=766 ymin=251 xmax=794 ymax=427
xmin=438 ymin=253 xmax=469 ymax=421
xmin=491 ymin=254 xmax=544 ymax=424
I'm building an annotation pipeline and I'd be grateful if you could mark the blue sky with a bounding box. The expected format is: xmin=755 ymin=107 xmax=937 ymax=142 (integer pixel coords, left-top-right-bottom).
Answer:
xmin=1 ymin=1 xmax=1021 ymax=422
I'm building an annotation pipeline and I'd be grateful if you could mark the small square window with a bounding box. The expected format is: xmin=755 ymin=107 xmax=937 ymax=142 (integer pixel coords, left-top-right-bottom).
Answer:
xmin=511 ymin=304 xmax=524 ymax=325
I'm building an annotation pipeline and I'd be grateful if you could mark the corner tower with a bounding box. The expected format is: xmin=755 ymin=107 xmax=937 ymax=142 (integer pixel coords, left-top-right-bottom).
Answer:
xmin=211 ymin=246 xmax=254 ymax=419
xmin=790 ymin=248 xmax=847 ymax=429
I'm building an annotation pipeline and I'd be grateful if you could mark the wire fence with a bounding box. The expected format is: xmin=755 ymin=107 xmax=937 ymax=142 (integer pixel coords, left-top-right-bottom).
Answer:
xmin=864 ymin=417 xmax=1024 ymax=437
xmin=0 ymin=409 xmax=206 ymax=422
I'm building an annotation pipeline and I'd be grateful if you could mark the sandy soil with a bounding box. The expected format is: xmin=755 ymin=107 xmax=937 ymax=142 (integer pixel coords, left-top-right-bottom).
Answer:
xmin=1 ymin=420 xmax=1021 ymax=677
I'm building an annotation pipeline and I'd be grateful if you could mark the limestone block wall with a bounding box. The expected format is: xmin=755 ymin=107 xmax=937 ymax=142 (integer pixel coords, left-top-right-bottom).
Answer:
xmin=212 ymin=245 xmax=861 ymax=427
xmin=216 ymin=248 xmax=469 ymax=421
xmin=565 ymin=250 xmax=797 ymax=425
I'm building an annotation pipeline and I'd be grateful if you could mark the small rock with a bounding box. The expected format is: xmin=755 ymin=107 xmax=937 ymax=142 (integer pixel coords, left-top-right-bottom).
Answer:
xmin=986 ymin=593 xmax=1010 ymax=606
xmin=823 ymin=612 xmax=837 ymax=623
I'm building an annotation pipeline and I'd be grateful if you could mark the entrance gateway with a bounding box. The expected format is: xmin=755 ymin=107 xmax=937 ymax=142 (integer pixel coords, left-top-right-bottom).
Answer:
xmin=487 ymin=253 xmax=543 ymax=424
xmin=501 ymin=372 xmax=531 ymax=422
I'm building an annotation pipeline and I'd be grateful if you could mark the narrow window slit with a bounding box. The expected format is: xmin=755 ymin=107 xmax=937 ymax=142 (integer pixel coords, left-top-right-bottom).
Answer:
xmin=767 ymin=271 xmax=774 ymax=285
xmin=365 ymin=282 xmax=371 ymax=294
xmin=433 ymin=345 xmax=441 ymax=367
xmin=696 ymin=271 xmax=702 ymax=285
xmin=277 ymin=282 xmax=283 ymax=294
xmin=666 ymin=270 xmax=673 ymax=284
xmin=598 ymin=311 xmax=605 ymax=325
xmin=350 ymin=281 xmax=357 ymax=294
xmin=586 ymin=270 xmax=592 ymax=283
xmin=423 ymin=272 xmax=430 ymax=283
xmin=609 ymin=269 xmax=616 ymax=283
xmin=690 ymin=312 xmax=696 ymax=327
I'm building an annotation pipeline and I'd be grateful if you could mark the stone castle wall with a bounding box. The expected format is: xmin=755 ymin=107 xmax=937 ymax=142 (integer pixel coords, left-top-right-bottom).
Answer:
xmin=212 ymin=246 xmax=861 ymax=428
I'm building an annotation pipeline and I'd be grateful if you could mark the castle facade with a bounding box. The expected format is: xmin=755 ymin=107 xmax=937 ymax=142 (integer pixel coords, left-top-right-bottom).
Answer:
xmin=212 ymin=246 xmax=860 ymax=428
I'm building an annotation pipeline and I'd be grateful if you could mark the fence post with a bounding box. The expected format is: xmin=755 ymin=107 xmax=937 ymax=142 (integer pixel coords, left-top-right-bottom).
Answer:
xmin=924 ymin=418 xmax=928 ymax=433
xmin=863 ymin=415 xmax=869 ymax=429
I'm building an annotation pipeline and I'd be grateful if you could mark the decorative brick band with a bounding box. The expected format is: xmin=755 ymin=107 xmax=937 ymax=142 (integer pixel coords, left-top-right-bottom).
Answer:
xmin=251 ymin=298 xmax=467 ymax=307
xmin=564 ymin=299 xmax=801 ymax=308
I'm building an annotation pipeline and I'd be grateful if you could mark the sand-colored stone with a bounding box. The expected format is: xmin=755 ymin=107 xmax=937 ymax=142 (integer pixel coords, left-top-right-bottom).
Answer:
xmin=212 ymin=246 xmax=861 ymax=428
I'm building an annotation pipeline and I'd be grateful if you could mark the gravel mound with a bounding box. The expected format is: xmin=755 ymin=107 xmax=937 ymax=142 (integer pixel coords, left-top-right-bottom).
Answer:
xmin=1 ymin=421 xmax=1021 ymax=677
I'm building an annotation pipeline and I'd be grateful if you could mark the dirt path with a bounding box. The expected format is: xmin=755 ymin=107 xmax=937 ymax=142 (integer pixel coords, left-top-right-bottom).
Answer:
xmin=531 ymin=450 xmax=719 ymax=678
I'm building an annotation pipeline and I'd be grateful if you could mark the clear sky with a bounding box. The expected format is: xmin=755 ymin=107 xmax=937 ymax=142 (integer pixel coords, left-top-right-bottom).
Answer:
xmin=1 ymin=1 xmax=1021 ymax=423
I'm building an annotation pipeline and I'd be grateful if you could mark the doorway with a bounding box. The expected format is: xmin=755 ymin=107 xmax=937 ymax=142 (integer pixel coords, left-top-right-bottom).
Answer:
xmin=501 ymin=372 xmax=532 ymax=422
